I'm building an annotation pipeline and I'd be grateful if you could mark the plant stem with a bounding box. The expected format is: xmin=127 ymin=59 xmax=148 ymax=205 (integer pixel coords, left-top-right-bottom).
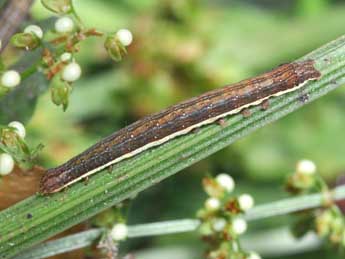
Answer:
xmin=1 ymin=35 xmax=345 ymax=258
xmin=15 ymin=185 xmax=345 ymax=259
xmin=70 ymin=1 xmax=84 ymax=30
xmin=244 ymin=185 xmax=345 ymax=221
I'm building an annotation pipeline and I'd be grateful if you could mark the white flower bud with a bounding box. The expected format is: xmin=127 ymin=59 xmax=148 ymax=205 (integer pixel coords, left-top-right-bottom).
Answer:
xmin=238 ymin=194 xmax=254 ymax=211
xmin=116 ymin=29 xmax=133 ymax=46
xmin=55 ymin=16 xmax=74 ymax=33
xmin=247 ymin=252 xmax=261 ymax=259
xmin=1 ymin=70 xmax=21 ymax=88
xmin=212 ymin=218 xmax=227 ymax=232
xmin=296 ymin=159 xmax=316 ymax=175
xmin=215 ymin=173 xmax=235 ymax=193
xmin=232 ymin=218 xmax=247 ymax=235
xmin=62 ymin=62 xmax=81 ymax=82
xmin=8 ymin=121 xmax=26 ymax=139
xmin=24 ymin=25 xmax=43 ymax=39
xmin=0 ymin=153 xmax=15 ymax=175
xmin=111 ymin=223 xmax=128 ymax=241
xmin=60 ymin=52 xmax=72 ymax=62
xmin=205 ymin=197 xmax=221 ymax=211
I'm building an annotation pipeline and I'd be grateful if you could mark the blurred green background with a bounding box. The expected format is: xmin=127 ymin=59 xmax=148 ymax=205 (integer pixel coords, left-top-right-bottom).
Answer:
xmin=21 ymin=0 xmax=345 ymax=258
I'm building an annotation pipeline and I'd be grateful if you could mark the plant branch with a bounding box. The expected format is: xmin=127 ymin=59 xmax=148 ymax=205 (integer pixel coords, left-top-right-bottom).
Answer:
xmin=1 ymin=35 xmax=345 ymax=258
xmin=15 ymin=185 xmax=345 ymax=258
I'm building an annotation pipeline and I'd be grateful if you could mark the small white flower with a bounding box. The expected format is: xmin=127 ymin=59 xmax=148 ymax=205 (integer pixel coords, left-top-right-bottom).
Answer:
xmin=296 ymin=159 xmax=316 ymax=175
xmin=116 ymin=29 xmax=133 ymax=46
xmin=246 ymin=252 xmax=261 ymax=259
xmin=232 ymin=218 xmax=247 ymax=235
xmin=60 ymin=52 xmax=72 ymax=62
xmin=215 ymin=173 xmax=235 ymax=193
xmin=8 ymin=121 xmax=26 ymax=139
xmin=55 ymin=16 xmax=74 ymax=33
xmin=24 ymin=25 xmax=43 ymax=39
xmin=212 ymin=218 xmax=227 ymax=232
xmin=62 ymin=62 xmax=81 ymax=82
xmin=110 ymin=223 xmax=128 ymax=241
xmin=238 ymin=194 xmax=254 ymax=211
xmin=205 ymin=197 xmax=221 ymax=211
xmin=0 ymin=153 xmax=14 ymax=175
xmin=1 ymin=70 xmax=21 ymax=88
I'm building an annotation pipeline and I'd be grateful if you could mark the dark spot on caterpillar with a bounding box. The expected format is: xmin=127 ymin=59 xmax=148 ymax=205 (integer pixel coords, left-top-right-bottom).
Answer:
xmin=323 ymin=58 xmax=331 ymax=64
xmin=217 ymin=118 xmax=227 ymax=128
xmin=299 ymin=93 xmax=309 ymax=103
xmin=261 ymin=100 xmax=270 ymax=110
xmin=191 ymin=127 xmax=200 ymax=134
xmin=26 ymin=213 xmax=32 ymax=219
xmin=108 ymin=165 xmax=114 ymax=173
xmin=241 ymin=108 xmax=251 ymax=118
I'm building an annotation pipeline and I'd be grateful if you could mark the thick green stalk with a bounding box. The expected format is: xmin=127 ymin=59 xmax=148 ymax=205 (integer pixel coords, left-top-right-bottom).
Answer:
xmin=1 ymin=35 xmax=345 ymax=258
xmin=16 ymin=185 xmax=345 ymax=259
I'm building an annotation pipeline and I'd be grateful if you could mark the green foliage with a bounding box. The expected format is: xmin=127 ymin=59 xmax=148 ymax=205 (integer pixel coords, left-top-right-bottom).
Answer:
xmin=0 ymin=65 xmax=48 ymax=124
xmin=1 ymin=33 xmax=345 ymax=257
xmin=0 ymin=127 xmax=43 ymax=169
xmin=1 ymin=0 xmax=345 ymax=258
xmin=50 ymin=78 xmax=72 ymax=111
xmin=296 ymin=0 xmax=330 ymax=16
xmin=104 ymin=34 xmax=127 ymax=61
xmin=41 ymin=0 xmax=72 ymax=14
xmin=0 ymin=0 xmax=6 ymax=8
xmin=10 ymin=33 xmax=40 ymax=50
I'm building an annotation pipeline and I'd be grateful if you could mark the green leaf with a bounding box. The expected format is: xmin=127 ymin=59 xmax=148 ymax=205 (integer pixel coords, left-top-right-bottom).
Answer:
xmin=291 ymin=213 xmax=315 ymax=238
xmin=51 ymin=80 xmax=72 ymax=111
xmin=10 ymin=33 xmax=40 ymax=50
xmin=0 ymin=71 xmax=48 ymax=124
xmin=41 ymin=0 xmax=72 ymax=14
xmin=0 ymin=0 xmax=6 ymax=8
xmin=104 ymin=35 xmax=127 ymax=62
xmin=0 ymin=50 xmax=49 ymax=124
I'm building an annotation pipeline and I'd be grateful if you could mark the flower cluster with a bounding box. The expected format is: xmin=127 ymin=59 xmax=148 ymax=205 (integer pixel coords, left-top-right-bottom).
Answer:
xmin=0 ymin=121 xmax=26 ymax=176
xmin=0 ymin=119 xmax=43 ymax=173
xmin=286 ymin=160 xmax=345 ymax=249
xmin=197 ymin=173 xmax=260 ymax=259
xmin=3 ymin=0 xmax=134 ymax=111
xmin=315 ymin=206 xmax=345 ymax=246
xmin=286 ymin=159 xmax=319 ymax=193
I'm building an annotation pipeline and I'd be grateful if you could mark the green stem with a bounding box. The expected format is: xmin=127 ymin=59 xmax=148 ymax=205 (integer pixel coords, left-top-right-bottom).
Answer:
xmin=20 ymin=63 xmax=39 ymax=81
xmin=1 ymin=35 xmax=345 ymax=258
xmin=16 ymin=185 xmax=345 ymax=259
xmin=70 ymin=1 xmax=84 ymax=30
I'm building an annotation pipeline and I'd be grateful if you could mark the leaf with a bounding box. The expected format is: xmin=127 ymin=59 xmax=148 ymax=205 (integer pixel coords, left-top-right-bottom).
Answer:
xmin=41 ymin=0 xmax=72 ymax=14
xmin=104 ymin=35 xmax=127 ymax=62
xmin=291 ymin=213 xmax=315 ymax=238
xmin=0 ymin=0 xmax=6 ymax=8
xmin=10 ymin=33 xmax=40 ymax=50
xmin=51 ymin=79 xmax=72 ymax=111
xmin=0 ymin=49 xmax=49 ymax=124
